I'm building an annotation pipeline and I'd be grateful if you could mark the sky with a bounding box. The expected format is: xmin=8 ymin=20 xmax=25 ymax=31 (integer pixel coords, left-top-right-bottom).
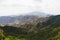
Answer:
xmin=0 ymin=0 xmax=60 ymax=16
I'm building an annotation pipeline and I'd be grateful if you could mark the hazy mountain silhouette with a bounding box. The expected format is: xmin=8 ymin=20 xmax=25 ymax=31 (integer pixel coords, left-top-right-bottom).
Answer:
xmin=0 ymin=12 xmax=52 ymax=24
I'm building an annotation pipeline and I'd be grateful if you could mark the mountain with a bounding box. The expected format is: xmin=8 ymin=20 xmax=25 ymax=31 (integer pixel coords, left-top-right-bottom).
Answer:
xmin=26 ymin=12 xmax=51 ymax=17
xmin=0 ymin=16 xmax=15 ymax=24
xmin=0 ymin=15 xmax=60 ymax=40
xmin=0 ymin=12 xmax=51 ymax=24
xmin=0 ymin=15 xmax=39 ymax=24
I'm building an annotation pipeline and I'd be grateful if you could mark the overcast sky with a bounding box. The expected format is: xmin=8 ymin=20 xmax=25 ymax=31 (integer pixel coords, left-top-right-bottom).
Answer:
xmin=0 ymin=0 xmax=60 ymax=16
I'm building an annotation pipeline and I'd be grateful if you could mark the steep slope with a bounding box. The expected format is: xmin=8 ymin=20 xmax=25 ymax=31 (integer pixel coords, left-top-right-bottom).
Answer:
xmin=45 ymin=15 xmax=60 ymax=27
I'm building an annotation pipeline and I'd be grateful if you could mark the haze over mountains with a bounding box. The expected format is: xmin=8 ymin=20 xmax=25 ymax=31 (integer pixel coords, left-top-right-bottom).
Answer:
xmin=0 ymin=12 xmax=52 ymax=24
xmin=0 ymin=0 xmax=60 ymax=40
xmin=0 ymin=14 xmax=60 ymax=40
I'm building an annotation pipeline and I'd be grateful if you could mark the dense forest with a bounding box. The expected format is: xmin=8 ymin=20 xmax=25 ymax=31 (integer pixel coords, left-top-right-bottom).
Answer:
xmin=0 ymin=15 xmax=60 ymax=40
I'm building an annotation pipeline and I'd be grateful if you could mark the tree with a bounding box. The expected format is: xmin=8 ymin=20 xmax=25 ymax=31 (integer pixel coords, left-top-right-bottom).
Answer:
xmin=0 ymin=29 xmax=5 ymax=40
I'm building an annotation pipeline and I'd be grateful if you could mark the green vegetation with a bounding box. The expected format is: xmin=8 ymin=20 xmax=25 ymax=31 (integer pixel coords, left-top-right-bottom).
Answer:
xmin=0 ymin=15 xmax=60 ymax=40
xmin=1 ymin=26 xmax=60 ymax=40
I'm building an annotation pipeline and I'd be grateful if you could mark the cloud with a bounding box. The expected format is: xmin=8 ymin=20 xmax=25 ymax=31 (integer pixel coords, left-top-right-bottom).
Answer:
xmin=0 ymin=0 xmax=60 ymax=16
xmin=34 ymin=0 xmax=60 ymax=15
xmin=34 ymin=0 xmax=42 ymax=2
xmin=0 ymin=0 xmax=35 ymax=16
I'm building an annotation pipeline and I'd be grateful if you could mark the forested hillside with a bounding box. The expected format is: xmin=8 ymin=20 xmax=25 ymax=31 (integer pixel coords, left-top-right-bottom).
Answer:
xmin=0 ymin=15 xmax=60 ymax=40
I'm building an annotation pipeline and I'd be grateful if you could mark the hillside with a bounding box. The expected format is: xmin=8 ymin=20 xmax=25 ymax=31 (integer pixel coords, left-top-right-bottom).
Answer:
xmin=0 ymin=12 xmax=51 ymax=24
xmin=0 ymin=15 xmax=60 ymax=40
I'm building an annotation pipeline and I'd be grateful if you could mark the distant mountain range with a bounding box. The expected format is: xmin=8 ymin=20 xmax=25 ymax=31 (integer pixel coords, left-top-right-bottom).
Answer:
xmin=26 ymin=12 xmax=51 ymax=17
xmin=0 ymin=12 xmax=52 ymax=24
xmin=1 ymin=13 xmax=60 ymax=40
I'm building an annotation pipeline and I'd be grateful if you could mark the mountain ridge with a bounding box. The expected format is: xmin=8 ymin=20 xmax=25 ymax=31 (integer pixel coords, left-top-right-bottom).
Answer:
xmin=0 ymin=12 xmax=52 ymax=24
